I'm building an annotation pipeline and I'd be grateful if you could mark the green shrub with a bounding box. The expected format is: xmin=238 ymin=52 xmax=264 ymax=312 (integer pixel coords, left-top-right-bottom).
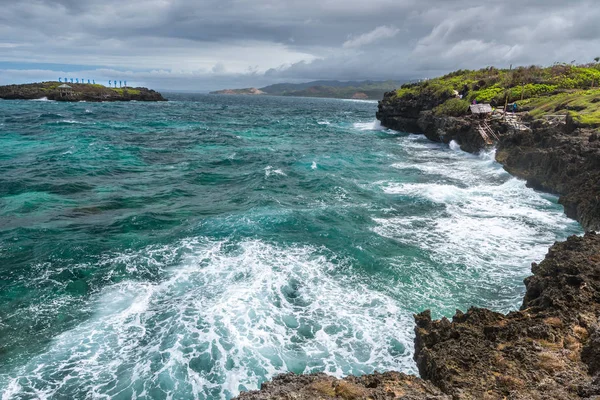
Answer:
xmin=434 ymin=98 xmax=470 ymax=117
xmin=471 ymin=86 xmax=504 ymax=103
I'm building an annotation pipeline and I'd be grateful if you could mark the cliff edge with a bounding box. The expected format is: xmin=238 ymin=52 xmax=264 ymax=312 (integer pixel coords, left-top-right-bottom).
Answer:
xmin=377 ymin=65 xmax=600 ymax=232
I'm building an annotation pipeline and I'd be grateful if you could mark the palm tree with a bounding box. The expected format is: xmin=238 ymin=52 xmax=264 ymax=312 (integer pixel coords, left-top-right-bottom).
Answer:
xmin=595 ymin=57 xmax=600 ymax=63
xmin=109 ymin=80 xmax=112 ymax=87
xmin=59 ymin=78 xmax=62 ymax=83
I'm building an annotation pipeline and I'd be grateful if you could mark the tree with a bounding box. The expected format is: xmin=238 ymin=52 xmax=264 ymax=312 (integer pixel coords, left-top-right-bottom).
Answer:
xmin=595 ymin=57 xmax=600 ymax=63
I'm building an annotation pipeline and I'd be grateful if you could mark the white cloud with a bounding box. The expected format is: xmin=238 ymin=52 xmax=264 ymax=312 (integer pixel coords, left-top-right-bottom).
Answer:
xmin=343 ymin=25 xmax=400 ymax=48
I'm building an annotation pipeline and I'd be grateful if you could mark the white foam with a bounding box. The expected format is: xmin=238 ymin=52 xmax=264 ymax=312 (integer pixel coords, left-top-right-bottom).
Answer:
xmin=311 ymin=161 xmax=317 ymax=170
xmin=353 ymin=120 xmax=384 ymax=131
xmin=264 ymin=166 xmax=287 ymax=177
xmin=449 ymin=140 xmax=461 ymax=151
xmin=372 ymin=134 xmax=579 ymax=313
xmin=3 ymin=240 xmax=415 ymax=398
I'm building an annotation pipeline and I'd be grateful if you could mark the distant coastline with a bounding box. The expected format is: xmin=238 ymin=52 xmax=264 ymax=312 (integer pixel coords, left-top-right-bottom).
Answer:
xmin=209 ymin=80 xmax=402 ymax=100
xmin=0 ymin=82 xmax=166 ymax=102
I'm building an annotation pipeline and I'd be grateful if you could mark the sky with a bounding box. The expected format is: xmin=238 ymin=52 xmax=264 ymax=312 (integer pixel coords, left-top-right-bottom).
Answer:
xmin=0 ymin=0 xmax=599 ymax=91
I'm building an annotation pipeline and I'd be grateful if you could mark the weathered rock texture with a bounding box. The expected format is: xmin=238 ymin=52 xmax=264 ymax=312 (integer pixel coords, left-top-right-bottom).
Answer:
xmin=236 ymin=372 xmax=450 ymax=400
xmin=0 ymin=82 xmax=166 ymax=102
xmin=415 ymin=233 xmax=600 ymax=399
xmin=377 ymin=91 xmax=600 ymax=232
xmin=235 ymin=233 xmax=600 ymax=400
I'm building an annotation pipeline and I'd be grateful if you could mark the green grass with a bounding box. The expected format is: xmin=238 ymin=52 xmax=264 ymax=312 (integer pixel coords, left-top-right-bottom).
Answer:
xmin=434 ymin=98 xmax=471 ymax=116
xmin=111 ymin=88 xmax=141 ymax=95
xmin=394 ymin=64 xmax=600 ymax=128
xmin=519 ymin=89 xmax=600 ymax=127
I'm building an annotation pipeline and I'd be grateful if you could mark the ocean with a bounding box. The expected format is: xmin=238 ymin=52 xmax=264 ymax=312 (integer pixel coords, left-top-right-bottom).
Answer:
xmin=0 ymin=94 xmax=582 ymax=399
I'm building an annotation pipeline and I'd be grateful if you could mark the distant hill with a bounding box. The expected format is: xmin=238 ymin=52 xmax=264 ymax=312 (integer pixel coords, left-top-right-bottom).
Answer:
xmin=209 ymin=80 xmax=402 ymax=100
xmin=209 ymin=87 xmax=266 ymax=95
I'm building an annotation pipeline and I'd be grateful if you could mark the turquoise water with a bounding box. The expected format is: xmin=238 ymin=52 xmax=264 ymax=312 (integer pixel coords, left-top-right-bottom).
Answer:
xmin=0 ymin=94 xmax=581 ymax=399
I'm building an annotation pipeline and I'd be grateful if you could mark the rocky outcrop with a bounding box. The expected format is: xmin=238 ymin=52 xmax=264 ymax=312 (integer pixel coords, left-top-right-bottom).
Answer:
xmin=415 ymin=232 xmax=600 ymax=399
xmin=236 ymin=372 xmax=450 ymax=400
xmin=0 ymin=82 xmax=166 ymax=102
xmin=377 ymin=91 xmax=600 ymax=232
xmin=235 ymin=233 xmax=600 ymax=399
xmin=495 ymin=121 xmax=600 ymax=233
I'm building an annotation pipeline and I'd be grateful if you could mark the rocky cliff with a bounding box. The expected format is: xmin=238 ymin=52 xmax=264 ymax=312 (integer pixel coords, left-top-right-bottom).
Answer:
xmin=376 ymin=90 xmax=600 ymax=232
xmin=0 ymin=82 xmax=166 ymax=102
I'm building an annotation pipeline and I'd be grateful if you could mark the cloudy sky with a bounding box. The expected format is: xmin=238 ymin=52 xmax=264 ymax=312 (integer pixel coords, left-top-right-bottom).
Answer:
xmin=1 ymin=0 xmax=599 ymax=91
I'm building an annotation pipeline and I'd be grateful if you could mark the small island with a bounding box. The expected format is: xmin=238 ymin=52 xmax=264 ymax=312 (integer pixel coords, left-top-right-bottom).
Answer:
xmin=210 ymin=87 xmax=266 ymax=95
xmin=0 ymin=81 xmax=166 ymax=102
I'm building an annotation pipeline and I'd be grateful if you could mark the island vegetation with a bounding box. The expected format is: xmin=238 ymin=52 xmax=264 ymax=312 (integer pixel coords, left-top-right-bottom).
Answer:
xmin=0 ymin=81 xmax=166 ymax=102
xmin=393 ymin=63 xmax=600 ymax=129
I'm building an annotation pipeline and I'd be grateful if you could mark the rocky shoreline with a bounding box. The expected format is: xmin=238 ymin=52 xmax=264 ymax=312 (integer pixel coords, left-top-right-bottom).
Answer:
xmin=237 ymin=233 xmax=600 ymax=399
xmin=234 ymin=93 xmax=600 ymax=399
xmin=0 ymin=82 xmax=166 ymax=102
xmin=376 ymin=90 xmax=600 ymax=232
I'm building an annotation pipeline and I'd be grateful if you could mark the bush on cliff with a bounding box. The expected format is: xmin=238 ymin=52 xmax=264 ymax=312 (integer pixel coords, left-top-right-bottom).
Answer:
xmin=434 ymin=98 xmax=470 ymax=117
xmin=392 ymin=64 xmax=600 ymax=129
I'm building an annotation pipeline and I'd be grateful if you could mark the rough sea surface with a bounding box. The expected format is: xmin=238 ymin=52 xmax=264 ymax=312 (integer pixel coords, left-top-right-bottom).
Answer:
xmin=0 ymin=94 xmax=582 ymax=399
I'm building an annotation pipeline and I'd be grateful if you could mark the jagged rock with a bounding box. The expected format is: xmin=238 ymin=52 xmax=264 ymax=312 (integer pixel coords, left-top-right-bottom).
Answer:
xmin=235 ymin=372 xmax=450 ymax=400
xmin=415 ymin=233 xmax=600 ymax=399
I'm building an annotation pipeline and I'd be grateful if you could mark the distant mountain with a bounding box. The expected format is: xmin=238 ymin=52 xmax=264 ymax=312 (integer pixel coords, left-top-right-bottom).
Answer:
xmin=209 ymin=80 xmax=403 ymax=100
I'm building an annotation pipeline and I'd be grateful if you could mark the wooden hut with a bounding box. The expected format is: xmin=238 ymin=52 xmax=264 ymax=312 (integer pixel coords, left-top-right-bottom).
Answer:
xmin=468 ymin=104 xmax=493 ymax=118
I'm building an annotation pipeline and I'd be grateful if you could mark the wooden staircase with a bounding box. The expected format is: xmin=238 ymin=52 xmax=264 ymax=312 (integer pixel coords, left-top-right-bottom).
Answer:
xmin=476 ymin=121 xmax=499 ymax=145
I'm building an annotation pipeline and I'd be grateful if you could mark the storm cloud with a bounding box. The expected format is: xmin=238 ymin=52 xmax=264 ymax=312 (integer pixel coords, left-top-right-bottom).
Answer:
xmin=0 ymin=0 xmax=598 ymax=90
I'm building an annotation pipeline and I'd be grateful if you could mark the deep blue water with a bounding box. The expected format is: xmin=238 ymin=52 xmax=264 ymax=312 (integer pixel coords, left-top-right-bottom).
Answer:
xmin=0 ymin=94 xmax=582 ymax=399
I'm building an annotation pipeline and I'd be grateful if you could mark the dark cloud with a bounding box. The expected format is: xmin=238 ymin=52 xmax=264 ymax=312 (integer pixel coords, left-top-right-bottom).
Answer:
xmin=0 ymin=0 xmax=598 ymax=90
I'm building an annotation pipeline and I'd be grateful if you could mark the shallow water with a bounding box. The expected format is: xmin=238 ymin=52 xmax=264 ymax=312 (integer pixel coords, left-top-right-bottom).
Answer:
xmin=0 ymin=94 xmax=582 ymax=399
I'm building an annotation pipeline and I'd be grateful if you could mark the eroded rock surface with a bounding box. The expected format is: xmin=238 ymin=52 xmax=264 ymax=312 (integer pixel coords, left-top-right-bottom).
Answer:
xmin=236 ymin=372 xmax=449 ymax=400
xmin=416 ymin=233 xmax=600 ymax=399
